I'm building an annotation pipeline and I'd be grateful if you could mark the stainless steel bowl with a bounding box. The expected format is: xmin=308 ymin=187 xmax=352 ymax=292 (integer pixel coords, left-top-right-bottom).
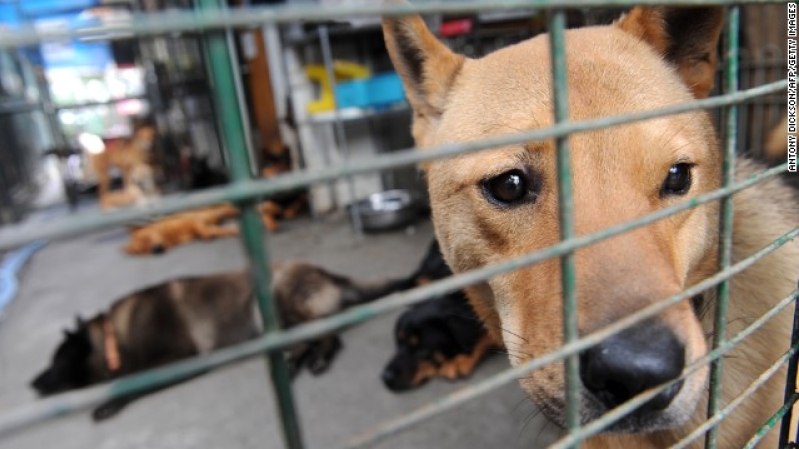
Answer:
xmin=348 ymin=189 xmax=422 ymax=232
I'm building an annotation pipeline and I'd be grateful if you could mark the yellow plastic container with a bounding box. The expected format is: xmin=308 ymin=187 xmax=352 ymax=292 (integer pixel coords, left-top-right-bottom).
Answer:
xmin=305 ymin=61 xmax=371 ymax=113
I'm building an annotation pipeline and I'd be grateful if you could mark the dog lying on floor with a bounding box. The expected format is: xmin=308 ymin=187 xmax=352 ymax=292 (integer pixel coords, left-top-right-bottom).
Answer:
xmin=124 ymin=204 xmax=240 ymax=255
xmin=384 ymin=5 xmax=799 ymax=447
xmin=31 ymin=262 xmax=404 ymax=420
xmin=382 ymin=240 xmax=496 ymax=391
xmin=259 ymin=151 xmax=309 ymax=233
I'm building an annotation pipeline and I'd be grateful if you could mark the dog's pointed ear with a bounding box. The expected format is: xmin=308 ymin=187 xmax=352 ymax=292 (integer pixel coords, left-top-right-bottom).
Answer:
xmin=616 ymin=7 xmax=723 ymax=99
xmin=383 ymin=10 xmax=465 ymax=145
xmin=75 ymin=315 xmax=85 ymax=329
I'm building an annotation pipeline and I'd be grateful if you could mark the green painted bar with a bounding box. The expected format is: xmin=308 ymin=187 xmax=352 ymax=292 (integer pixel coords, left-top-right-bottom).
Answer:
xmin=705 ymin=6 xmax=739 ymax=449
xmin=676 ymin=309 xmax=799 ymax=449
xmin=196 ymin=1 xmax=304 ymax=447
xmin=0 ymin=0 xmax=780 ymax=49
xmin=548 ymin=9 xmax=580 ymax=443
xmin=0 ymin=81 xmax=785 ymax=252
xmin=779 ymin=288 xmax=799 ymax=446
xmin=743 ymin=392 xmax=799 ymax=449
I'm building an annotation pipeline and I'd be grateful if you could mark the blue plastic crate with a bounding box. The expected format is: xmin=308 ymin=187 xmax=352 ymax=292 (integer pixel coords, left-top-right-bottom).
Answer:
xmin=335 ymin=72 xmax=405 ymax=109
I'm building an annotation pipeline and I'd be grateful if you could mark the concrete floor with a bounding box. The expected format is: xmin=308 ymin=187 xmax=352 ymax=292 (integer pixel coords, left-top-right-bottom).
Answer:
xmin=0 ymin=212 xmax=559 ymax=449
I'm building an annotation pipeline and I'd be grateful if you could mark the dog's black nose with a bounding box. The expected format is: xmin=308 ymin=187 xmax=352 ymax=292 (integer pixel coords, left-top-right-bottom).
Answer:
xmin=579 ymin=321 xmax=685 ymax=412
xmin=151 ymin=244 xmax=165 ymax=254
xmin=381 ymin=368 xmax=399 ymax=389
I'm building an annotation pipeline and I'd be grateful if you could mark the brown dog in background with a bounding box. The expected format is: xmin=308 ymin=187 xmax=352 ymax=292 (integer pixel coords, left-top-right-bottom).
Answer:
xmin=384 ymin=5 xmax=799 ymax=448
xmin=124 ymin=204 xmax=239 ymax=255
xmin=258 ymin=150 xmax=308 ymax=232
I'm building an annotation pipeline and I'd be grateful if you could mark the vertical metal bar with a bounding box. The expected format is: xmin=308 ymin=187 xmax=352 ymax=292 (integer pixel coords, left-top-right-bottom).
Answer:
xmin=318 ymin=25 xmax=364 ymax=236
xmin=195 ymin=1 xmax=304 ymax=448
xmin=226 ymin=27 xmax=258 ymax=173
xmin=780 ymin=283 xmax=799 ymax=447
xmin=548 ymin=10 xmax=579 ymax=446
xmin=705 ymin=6 xmax=739 ymax=449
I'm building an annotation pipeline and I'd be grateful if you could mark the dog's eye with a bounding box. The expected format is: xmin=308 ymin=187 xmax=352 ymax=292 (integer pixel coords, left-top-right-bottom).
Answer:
xmin=661 ymin=163 xmax=693 ymax=196
xmin=481 ymin=169 xmax=539 ymax=206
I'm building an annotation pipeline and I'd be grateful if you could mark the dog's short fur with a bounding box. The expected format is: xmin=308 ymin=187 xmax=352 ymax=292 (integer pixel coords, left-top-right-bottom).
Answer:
xmin=124 ymin=204 xmax=240 ymax=255
xmin=383 ymin=240 xmax=495 ymax=391
xmin=384 ymin=6 xmax=799 ymax=447
xmin=765 ymin=115 xmax=789 ymax=163
xmin=31 ymin=262 xmax=403 ymax=420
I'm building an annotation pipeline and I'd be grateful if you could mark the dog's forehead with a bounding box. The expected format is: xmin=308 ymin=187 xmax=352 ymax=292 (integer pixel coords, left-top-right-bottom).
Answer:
xmin=427 ymin=25 xmax=711 ymax=188
xmin=439 ymin=26 xmax=693 ymax=140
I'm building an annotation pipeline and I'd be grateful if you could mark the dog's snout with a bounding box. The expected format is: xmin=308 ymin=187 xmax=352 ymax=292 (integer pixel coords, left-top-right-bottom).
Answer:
xmin=381 ymin=368 xmax=399 ymax=389
xmin=151 ymin=244 xmax=165 ymax=254
xmin=579 ymin=321 xmax=685 ymax=412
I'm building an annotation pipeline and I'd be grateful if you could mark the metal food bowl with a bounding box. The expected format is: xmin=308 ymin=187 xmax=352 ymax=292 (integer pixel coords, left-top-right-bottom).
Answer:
xmin=348 ymin=189 xmax=423 ymax=232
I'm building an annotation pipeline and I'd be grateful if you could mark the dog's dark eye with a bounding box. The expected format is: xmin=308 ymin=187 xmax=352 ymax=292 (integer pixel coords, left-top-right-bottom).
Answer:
xmin=481 ymin=169 xmax=539 ymax=206
xmin=661 ymin=163 xmax=693 ymax=196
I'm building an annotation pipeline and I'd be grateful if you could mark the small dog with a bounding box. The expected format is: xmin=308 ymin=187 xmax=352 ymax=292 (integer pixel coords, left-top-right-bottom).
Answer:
xmin=383 ymin=240 xmax=496 ymax=391
xmin=124 ymin=204 xmax=240 ymax=255
xmin=31 ymin=262 xmax=404 ymax=420
xmin=90 ymin=118 xmax=159 ymax=208
xmin=187 ymin=154 xmax=230 ymax=190
xmin=259 ymin=149 xmax=308 ymax=233
xmin=384 ymin=5 xmax=799 ymax=447
xmin=98 ymin=164 xmax=159 ymax=210
xmin=382 ymin=290 xmax=494 ymax=392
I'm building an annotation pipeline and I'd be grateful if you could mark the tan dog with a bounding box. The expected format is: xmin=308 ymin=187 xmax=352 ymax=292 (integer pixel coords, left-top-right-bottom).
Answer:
xmin=124 ymin=204 xmax=239 ymax=255
xmin=98 ymin=164 xmax=159 ymax=210
xmin=90 ymin=120 xmax=159 ymax=208
xmin=384 ymin=6 xmax=799 ymax=448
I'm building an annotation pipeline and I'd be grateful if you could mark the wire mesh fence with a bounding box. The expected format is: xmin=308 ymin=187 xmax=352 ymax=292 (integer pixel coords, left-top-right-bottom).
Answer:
xmin=0 ymin=1 xmax=795 ymax=449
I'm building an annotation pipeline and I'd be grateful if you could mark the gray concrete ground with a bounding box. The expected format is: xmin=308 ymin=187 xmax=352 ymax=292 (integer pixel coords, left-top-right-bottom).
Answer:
xmin=0 ymin=212 xmax=558 ymax=449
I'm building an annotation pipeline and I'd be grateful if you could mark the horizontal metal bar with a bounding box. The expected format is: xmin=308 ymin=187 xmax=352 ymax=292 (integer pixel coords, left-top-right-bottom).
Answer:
xmin=552 ymin=289 xmax=799 ymax=449
xmin=743 ymin=392 xmax=799 ymax=449
xmin=0 ymin=169 xmax=793 ymax=439
xmin=0 ymin=81 xmax=785 ymax=252
xmin=341 ymin=231 xmax=799 ymax=448
xmin=0 ymin=0 xmax=781 ymax=49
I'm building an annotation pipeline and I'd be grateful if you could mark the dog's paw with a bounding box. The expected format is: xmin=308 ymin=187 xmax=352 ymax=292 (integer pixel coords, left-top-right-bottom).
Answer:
xmin=92 ymin=401 xmax=125 ymax=421
xmin=307 ymin=357 xmax=332 ymax=375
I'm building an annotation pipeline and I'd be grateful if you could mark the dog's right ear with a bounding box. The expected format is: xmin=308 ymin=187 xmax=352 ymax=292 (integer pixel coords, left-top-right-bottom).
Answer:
xmin=383 ymin=9 xmax=465 ymax=146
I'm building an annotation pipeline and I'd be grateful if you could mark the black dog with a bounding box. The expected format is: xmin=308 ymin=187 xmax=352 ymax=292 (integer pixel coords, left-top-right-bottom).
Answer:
xmin=32 ymin=264 xmax=404 ymax=420
xmin=187 ymin=154 xmax=229 ymax=190
xmin=381 ymin=240 xmax=496 ymax=392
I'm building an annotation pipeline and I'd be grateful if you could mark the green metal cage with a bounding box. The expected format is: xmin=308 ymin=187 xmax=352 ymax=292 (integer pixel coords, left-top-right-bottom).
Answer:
xmin=0 ymin=1 xmax=795 ymax=449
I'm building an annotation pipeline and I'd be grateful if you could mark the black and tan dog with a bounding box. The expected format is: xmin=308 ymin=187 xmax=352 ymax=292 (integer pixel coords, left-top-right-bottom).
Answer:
xmin=382 ymin=289 xmax=495 ymax=392
xmin=382 ymin=240 xmax=496 ymax=391
xmin=31 ymin=263 xmax=402 ymax=420
xmin=384 ymin=5 xmax=799 ymax=448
